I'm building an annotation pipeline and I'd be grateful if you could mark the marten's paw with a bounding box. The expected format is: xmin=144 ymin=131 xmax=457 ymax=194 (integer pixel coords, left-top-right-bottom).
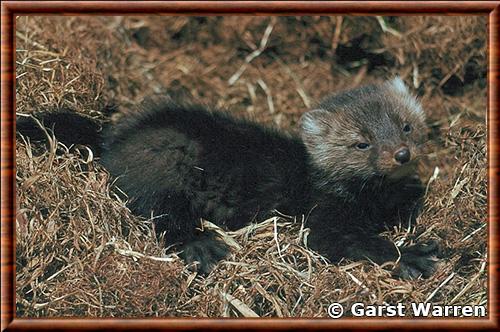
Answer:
xmin=395 ymin=241 xmax=439 ymax=279
xmin=179 ymin=233 xmax=230 ymax=274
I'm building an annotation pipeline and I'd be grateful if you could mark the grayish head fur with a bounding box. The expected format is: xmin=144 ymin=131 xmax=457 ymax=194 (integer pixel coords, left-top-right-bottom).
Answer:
xmin=300 ymin=77 xmax=427 ymax=194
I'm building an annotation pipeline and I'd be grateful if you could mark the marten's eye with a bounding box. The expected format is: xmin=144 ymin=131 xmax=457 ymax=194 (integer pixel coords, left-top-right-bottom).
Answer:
xmin=356 ymin=142 xmax=371 ymax=150
xmin=403 ymin=124 xmax=411 ymax=133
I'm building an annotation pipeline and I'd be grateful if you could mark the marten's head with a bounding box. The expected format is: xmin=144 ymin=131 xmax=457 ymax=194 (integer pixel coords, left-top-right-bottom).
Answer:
xmin=301 ymin=77 xmax=427 ymax=193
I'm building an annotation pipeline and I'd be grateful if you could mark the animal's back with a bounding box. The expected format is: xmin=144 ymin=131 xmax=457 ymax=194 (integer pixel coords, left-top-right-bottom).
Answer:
xmin=101 ymin=101 xmax=311 ymax=232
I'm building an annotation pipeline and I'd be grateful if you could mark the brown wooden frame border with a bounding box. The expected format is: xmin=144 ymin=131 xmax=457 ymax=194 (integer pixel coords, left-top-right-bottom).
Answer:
xmin=1 ymin=1 xmax=498 ymax=331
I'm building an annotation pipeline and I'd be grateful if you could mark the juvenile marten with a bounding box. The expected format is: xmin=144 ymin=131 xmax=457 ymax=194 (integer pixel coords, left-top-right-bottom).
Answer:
xmin=17 ymin=77 xmax=438 ymax=279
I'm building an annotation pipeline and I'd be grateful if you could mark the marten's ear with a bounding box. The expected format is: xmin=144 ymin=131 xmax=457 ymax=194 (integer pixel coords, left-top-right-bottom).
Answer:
xmin=387 ymin=76 xmax=409 ymax=95
xmin=386 ymin=76 xmax=425 ymax=119
xmin=300 ymin=109 xmax=330 ymax=137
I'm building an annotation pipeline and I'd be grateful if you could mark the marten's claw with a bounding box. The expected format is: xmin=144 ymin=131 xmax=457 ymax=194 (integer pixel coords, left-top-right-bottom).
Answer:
xmin=395 ymin=241 xmax=439 ymax=279
xmin=179 ymin=234 xmax=230 ymax=274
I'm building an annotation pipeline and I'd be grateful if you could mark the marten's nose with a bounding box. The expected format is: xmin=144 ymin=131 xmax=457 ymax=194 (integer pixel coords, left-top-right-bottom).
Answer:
xmin=394 ymin=147 xmax=411 ymax=164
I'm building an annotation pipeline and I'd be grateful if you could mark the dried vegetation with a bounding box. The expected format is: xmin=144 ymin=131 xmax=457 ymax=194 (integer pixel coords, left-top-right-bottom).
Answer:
xmin=15 ymin=16 xmax=487 ymax=317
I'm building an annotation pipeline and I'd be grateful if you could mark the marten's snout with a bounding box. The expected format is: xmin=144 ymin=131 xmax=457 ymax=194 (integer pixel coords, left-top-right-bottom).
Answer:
xmin=394 ymin=147 xmax=411 ymax=164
